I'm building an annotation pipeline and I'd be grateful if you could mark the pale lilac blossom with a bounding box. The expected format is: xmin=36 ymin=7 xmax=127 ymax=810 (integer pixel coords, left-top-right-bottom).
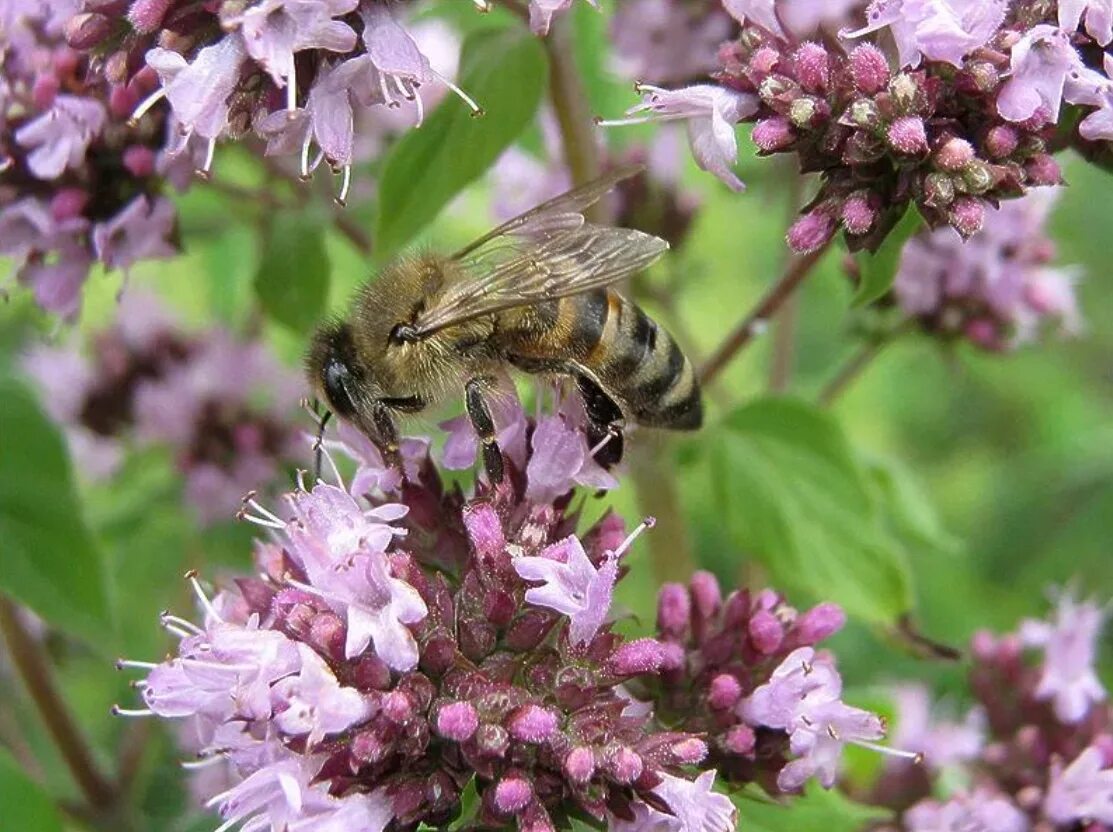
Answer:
xmin=271 ymin=644 xmax=374 ymax=747
xmin=890 ymin=684 xmax=985 ymax=770
xmin=529 ymin=0 xmax=598 ymax=36
xmin=996 ymin=25 xmax=1108 ymax=126
xmin=91 ymin=196 xmax=176 ymax=271
xmin=440 ymin=387 xmax=529 ymax=473
xmin=1043 ymin=745 xmax=1113 ymax=825
xmin=611 ymin=0 xmax=732 ymax=85
xmin=904 ymin=790 xmax=1030 ymax=832
xmin=15 ymin=95 xmax=106 ymax=179
xmin=841 ymin=0 xmax=1007 ymax=69
xmin=1060 ymin=0 xmax=1113 ymax=46
xmin=598 ymin=84 xmax=758 ymax=192
xmin=525 ymin=398 xmax=618 ymax=502
xmin=609 ymin=771 xmax=736 ymax=832
xmin=1018 ymin=592 xmax=1107 ymax=724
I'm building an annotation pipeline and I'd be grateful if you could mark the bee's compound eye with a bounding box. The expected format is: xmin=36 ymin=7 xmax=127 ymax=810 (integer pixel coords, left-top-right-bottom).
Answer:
xmin=389 ymin=323 xmax=418 ymax=345
xmin=323 ymin=359 xmax=356 ymax=417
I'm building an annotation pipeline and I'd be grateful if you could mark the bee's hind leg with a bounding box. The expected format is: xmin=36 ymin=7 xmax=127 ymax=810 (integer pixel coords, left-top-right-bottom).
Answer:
xmin=574 ymin=373 xmax=625 ymax=469
xmin=465 ymin=377 xmax=505 ymax=485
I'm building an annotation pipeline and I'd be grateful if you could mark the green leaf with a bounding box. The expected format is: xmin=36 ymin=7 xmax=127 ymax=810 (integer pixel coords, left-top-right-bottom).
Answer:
xmin=709 ymin=397 xmax=914 ymax=625
xmin=0 ymin=374 xmax=111 ymax=642
xmin=862 ymin=452 xmax=960 ymax=556
xmin=0 ymin=747 xmax=65 ymax=832
xmin=853 ymin=206 xmax=922 ymax=307
xmin=735 ymin=784 xmax=890 ymax=832
xmin=448 ymin=776 xmax=480 ymax=832
xmin=376 ymin=27 xmax=547 ymax=255
xmin=254 ymin=212 xmax=331 ymax=333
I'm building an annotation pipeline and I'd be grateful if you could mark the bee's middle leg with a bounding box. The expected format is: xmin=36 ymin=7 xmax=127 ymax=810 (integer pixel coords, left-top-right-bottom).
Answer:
xmin=573 ymin=373 xmax=625 ymax=469
xmin=464 ymin=377 xmax=505 ymax=484
xmin=370 ymin=402 xmax=402 ymax=471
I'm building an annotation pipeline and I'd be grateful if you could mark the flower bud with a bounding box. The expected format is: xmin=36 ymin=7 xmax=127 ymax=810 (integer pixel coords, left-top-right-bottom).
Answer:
xmin=985 ymin=125 xmax=1019 ymax=159
xmin=351 ymin=730 xmax=391 ymax=765
xmin=436 ymin=701 xmax=479 ymax=742
xmin=419 ymin=632 xmax=457 ymax=675
xmin=689 ymin=571 xmax=722 ymax=620
xmin=794 ymin=602 xmax=846 ymax=644
xmin=840 ymin=193 xmax=878 ymax=236
xmin=606 ymin=746 xmax=644 ymax=783
xmin=848 ymin=98 xmax=881 ymax=129
xmin=307 ymin=611 xmax=345 ymax=661
xmin=889 ymin=73 xmax=919 ymax=110
xmin=722 ymin=724 xmax=756 ymax=755
xmin=748 ymin=609 xmax=784 ymax=654
xmin=475 ymin=723 xmax=510 ymax=757
xmin=50 ymin=188 xmax=89 ymax=222
xmin=670 ymin=737 xmax=708 ymax=764
xmin=793 ymin=42 xmax=829 ymax=93
xmin=128 ymin=0 xmax=175 ymax=33
xmin=493 ymin=775 xmax=533 ymax=814
xmin=966 ymin=61 xmax=999 ymax=93
xmin=463 ymin=504 xmax=507 ymax=566
xmin=656 ymin=583 xmax=690 ymax=637
xmin=887 ymin=116 xmax=928 ymax=155
xmin=563 ymin=747 xmax=595 ymax=783
xmin=789 ymin=97 xmax=820 ymax=129
xmin=948 ymin=197 xmax=986 ymax=239
xmin=935 ymin=138 xmax=975 ymax=172
xmin=507 ymin=704 xmax=559 ymax=743
xmin=962 ymin=161 xmax=994 ymax=194
xmin=382 ymin=690 xmax=414 ymax=723
xmin=748 ymin=45 xmax=781 ymax=77
xmin=849 ymin=44 xmax=890 ymax=94
xmin=923 ymin=172 xmax=957 ymax=208
xmin=483 ymin=589 xmax=516 ymax=627
xmin=965 ymin=318 xmax=1003 ymax=350
xmin=64 ymin=13 xmax=113 ymax=50
xmin=1025 ymin=154 xmax=1062 ymax=186
xmin=351 ymin=654 xmax=392 ymax=690
xmin=708 ymin=673 xmax=743 ymax=710
xmin=506 ymin=610 xmax=555 ymax=651
xmin=787 ymin=211 xmax=836 ymax=253
xmin=607 ymin=638 xmax=669 ymax=676
xmin=752 ymin=117 xmax=796 ymax=153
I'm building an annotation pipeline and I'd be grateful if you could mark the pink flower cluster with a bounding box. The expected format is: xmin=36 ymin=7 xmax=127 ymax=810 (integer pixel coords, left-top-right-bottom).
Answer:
xmin=112 ymin=408 xmax=904 ymax=831
xmin=603 ymin=0 xmax=1113 ymax=252
xmin=894 ymin=188 xmax=1081 ymax=351
xmin=871 ymin=591 xmax=1113 ymax=831
xmin=63 ymin=0 xmax=482 ymax=205
xmin=22 ymin=292 xmax=305 ymax=524
xmin=0 ymin=1 xmax=179 ymax=317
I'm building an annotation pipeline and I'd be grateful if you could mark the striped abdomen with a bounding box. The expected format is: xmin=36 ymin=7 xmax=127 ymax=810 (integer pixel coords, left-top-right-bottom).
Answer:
xmin=500 ymin=288 xmax=702 ymax=430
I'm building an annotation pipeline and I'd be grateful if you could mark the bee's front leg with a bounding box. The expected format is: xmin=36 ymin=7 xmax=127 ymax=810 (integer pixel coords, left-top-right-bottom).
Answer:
xmin=464 ymin=377 xmax=505 ymax=485
xmin=370 ymin=402 xmax=403 ymax=472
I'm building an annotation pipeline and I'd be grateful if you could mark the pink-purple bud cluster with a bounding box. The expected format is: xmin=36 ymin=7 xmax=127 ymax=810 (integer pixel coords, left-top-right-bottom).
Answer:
xmin=893 ymin=189 xmax=1081 ymax=351
xmin=0 ymin=2 xmax=180 ymax=317
xmin=21 ymin=291 xmax=305 ymax=523
xmin=868 ymin=591 xmax=1113 ymax=831
xmin=62 ymin=0 xmax=479 ymax=206
xmin=642 ymin=575 xmax=915 ymax=794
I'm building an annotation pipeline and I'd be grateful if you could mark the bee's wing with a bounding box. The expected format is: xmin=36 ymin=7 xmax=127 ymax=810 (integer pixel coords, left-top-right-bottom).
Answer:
xmin=411 ymin=167 xmax=667 ymax=336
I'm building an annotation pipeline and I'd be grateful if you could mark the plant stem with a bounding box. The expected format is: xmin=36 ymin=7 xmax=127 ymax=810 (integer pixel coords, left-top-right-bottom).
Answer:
xmin=542 ymin=17 xmax=604 ymax=221
xmin=818 ymin=320 xmax=913 ymax=407
xmin=698 ymin=242 xmax=831 ymax=386
xmin=0 ymin=598 xmax=116 ymax=810
xmin=539 ymin=9 xmax=694 ymax=580
xmin=766 ymin=293 xmax=799 ymax=393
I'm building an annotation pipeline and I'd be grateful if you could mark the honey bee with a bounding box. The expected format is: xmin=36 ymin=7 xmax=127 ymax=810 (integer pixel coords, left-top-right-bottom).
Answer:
xmin=306 ymin=165 xmax=702 ymax=483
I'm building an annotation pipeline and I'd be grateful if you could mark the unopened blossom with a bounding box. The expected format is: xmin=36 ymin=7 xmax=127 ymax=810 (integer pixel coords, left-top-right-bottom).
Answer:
xmin=598 ymin=84 xmax=758 ymax=191
xmin=894 ymin=189 xmax=1082 ymax=350
xmin=1043 ymin=745 xmax=1113 ymax=825
xmin=529 ymin=0 xmax=598 ymax=36
xmin=1019 ymin=592 xmax=1107 ymax=724
xmin=842 ymin=0 xmax=1008 ymax=69
xmin=114 ymin=416 xmax=744 ymax=832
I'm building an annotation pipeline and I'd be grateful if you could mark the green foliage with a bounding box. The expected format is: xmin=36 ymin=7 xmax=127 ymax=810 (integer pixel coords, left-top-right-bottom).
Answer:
xmin=254 ymin=211 xmax=332 ymax=333
xmin=853 ymin=207 xmax=922 ymax=307
xmin=376 ymin=27 xmax=548 ymax=254
xmin=708 ymin=397 xmax=914 ymax=625
xmin=0 ymin=374 xmax=111 ymax=645
xmin=447 ymin=776 xmax=480 ymax=831
xmin=734 ymin=784 xmax=889 ymax=831
xmin=0 ymin=748 xmax=65 ymax=832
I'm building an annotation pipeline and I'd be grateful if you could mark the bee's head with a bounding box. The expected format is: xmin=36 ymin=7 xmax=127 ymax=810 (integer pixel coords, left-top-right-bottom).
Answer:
xmin=306 ymin=320 xmax=382 ymax=429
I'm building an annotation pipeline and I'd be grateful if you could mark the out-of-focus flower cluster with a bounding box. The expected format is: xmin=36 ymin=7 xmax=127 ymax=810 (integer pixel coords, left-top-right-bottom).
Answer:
xmin=22 ymin=291 xmax=305 ymax=523
xmin=893 ymin=188 xmax=1081 ymax=351
xmin=867 ymin=591 xmax=1113 ymax=832
xmin=1 ymin=0 xmax=180 ymax=318
xmin=112 ymin=389 xmax=908 ymax=831
xmin=603 ymin=0 xmax=1113 ymax=252
xmin=63 ymin=0 xmax=481 ymax=206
